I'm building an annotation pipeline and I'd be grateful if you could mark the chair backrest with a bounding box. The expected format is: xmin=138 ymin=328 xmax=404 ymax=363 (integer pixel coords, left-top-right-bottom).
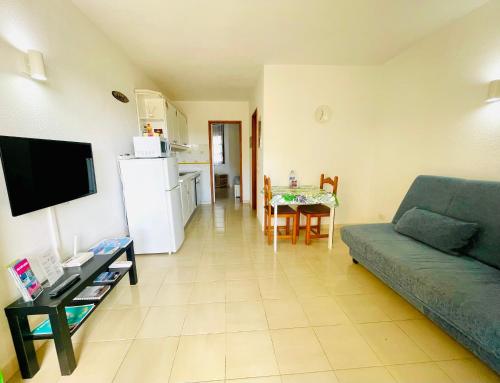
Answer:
xmin=263 ymin=175 xmax=271 ymax=207
xmin=320 ymin=174 xmax=339 ymax=194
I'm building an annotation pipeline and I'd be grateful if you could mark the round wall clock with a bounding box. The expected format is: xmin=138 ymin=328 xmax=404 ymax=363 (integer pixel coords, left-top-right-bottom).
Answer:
xmin=314 ymin=105 xmax=332 ymax=123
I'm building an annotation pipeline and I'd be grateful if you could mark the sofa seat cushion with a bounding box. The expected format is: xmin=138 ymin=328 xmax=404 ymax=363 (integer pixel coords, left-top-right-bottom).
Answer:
xmin=340 ymin=223 xmax=407 ymax=255
xmin=341 ymin=224 xmax=500 ymax=359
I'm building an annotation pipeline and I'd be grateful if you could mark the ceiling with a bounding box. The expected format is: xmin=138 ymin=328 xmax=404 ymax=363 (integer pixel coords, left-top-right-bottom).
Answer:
xmin=72 ymin=0 xmax=487 ymax=101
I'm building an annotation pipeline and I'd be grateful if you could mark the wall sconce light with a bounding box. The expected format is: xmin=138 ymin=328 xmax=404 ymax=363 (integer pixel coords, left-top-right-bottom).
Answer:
xmin=486 ymin=80 xmax=500 ymax=103
xmin=26 ymin=50 xmax=47 ymax=81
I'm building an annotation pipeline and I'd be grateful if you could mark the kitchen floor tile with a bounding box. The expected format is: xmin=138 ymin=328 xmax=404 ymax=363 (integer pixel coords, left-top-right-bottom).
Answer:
xmin=300 ymin=296 xmax=350 ymax=326
xmin=271 ymin=327 xmax=331 ymax=374
xmin=113 ymin=337 xmax=178 ymax=383
xmin=226 ymin=301 xmax=268 ymax=332
xmin=264 ymin=299 xmax=309 ymax=329
xmin=169 ymin=333 xmax=226 ymax=383
xmin=281 ymin=371 xmax=339 ymax=383
xmin=334 ymin=367 xmax=396 ymax=383
xmin=136 ymin=305 xmax=188 ymax=338
xmin=182 ymin=302 xmax=226 ymax=335
xmin=387 ymin=362 xmax=454 ymax=383
xmin=437 ymin=359 xmax=500 ymax=383
xmin=355 ymin=322 xmax=429 ymax=365
xmin=226 ymin=331 xmax=279 ymax=379
xmin=396 ymin=319 xmax=471 ymax=361
xmin=226 ymin=280 xmax=262 ymax=302
xmin=314 ymin=325 xmax=381 ymax=369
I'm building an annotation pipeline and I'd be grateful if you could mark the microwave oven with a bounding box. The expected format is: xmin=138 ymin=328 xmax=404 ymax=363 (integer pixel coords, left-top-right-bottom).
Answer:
xmin=133 ymin=136 xmax=170 ymax=158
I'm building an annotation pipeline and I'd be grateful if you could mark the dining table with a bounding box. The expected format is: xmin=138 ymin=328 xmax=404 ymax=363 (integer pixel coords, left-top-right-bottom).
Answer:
xmin=269 ymin=185 xmax=339 ymax=252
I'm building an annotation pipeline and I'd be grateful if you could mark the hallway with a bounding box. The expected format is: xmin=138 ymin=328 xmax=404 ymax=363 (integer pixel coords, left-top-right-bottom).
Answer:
xmin=10 ymin=202 xmax=498 ymax=383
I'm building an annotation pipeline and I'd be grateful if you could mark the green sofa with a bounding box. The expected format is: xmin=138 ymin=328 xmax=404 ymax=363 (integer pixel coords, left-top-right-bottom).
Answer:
xmin=341 ymin=175 xmax=500 ymax=374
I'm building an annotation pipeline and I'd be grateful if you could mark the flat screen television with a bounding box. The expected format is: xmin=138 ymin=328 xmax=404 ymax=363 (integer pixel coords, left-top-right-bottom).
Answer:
xmin=0 ymin=136 xmax=97 ymax=217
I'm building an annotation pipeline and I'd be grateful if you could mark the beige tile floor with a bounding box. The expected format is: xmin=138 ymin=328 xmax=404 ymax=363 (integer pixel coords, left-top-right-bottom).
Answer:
xmin=9 ymin=197 xmax=500 ymax=383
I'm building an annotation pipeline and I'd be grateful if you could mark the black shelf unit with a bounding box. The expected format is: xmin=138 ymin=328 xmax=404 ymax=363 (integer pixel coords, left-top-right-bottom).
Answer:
xmin=28 ymin=267 xmax=130 ymax=341
xmin=4 ymin=241 xmax=138 ymax=379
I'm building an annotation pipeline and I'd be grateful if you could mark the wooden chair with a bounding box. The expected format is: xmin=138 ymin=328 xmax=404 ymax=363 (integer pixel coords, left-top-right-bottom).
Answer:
xmin=297 ymin=174 xmax=338 ymax=245
xmin=263 ymin=175 xmax=298 ymax=245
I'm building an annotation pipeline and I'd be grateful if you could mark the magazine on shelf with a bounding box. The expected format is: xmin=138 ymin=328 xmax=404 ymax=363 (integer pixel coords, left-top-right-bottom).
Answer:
xmin=32 ymin=304 xmax=95 ymax=336
xmin=73 ymin=285 xmax=110 ymax=301
xmin=7 ymin=258 xmax=44 ymax=302
xmin=88 ymin=237 xmax=132 ymax=256
xmin=94 ymin=271 xmax=120 ymax=284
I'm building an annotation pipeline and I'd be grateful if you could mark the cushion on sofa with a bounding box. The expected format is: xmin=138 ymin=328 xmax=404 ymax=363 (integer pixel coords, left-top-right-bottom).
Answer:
xmin=392 ymin=175 xmax=500 ymax=270
xmin=394 ymin=207 xmax=479 ymax=255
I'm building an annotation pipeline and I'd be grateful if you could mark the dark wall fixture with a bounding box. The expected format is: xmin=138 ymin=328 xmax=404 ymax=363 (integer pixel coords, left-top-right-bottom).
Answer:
xmin=112 ymin=91 xmax=129 ymax=103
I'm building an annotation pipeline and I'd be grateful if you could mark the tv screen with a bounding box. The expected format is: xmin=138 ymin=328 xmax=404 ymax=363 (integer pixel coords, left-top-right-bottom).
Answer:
xmin=0 ymin=136 xmax=97 ymax=217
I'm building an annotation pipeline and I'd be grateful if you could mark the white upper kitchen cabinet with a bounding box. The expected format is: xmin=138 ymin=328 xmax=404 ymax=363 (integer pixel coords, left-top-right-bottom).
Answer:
xmin=166 ymin=100 xmax=179 ymax=144
xmin=134 ymin=89 xmax=189 ymax=150
xmin=178 ymin=111 xmax=189 ymax=145
xmin=136 ymin=90 xmax=165 ymax=120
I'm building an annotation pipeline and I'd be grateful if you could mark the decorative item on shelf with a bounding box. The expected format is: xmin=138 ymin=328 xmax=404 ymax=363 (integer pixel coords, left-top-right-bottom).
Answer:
xmin=111 ymin=91 xmax=129 ymax=103
xmin=288 ymin=169 xmax=298 ymax=189
xmin=38 ymin=249 xmax=64 ymax=286
xmin=314 ymin=105 xmax=332 ymax=123
xmin=142 ymin=123 xmax=154 ymax=136
xmin=26 ymin=50 xmax=47 ymax=81
xmin=486 ymin=79 xmax=500 ymax=103
xmin=7 ymin=258 xmax=44 ymax=302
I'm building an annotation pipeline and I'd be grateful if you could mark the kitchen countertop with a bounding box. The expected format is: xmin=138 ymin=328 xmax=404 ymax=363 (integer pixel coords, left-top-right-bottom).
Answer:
xmin=178 ymin=171 xmax=201 ymax=183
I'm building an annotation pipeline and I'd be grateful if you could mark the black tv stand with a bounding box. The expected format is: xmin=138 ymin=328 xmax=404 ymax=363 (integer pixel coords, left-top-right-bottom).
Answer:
xmin=4 ymin=240 xmax=138 ymax=379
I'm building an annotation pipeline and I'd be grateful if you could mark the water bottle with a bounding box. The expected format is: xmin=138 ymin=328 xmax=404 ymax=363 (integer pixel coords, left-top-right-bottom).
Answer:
xmin=289 ymin=170 xmax=297 ymax=189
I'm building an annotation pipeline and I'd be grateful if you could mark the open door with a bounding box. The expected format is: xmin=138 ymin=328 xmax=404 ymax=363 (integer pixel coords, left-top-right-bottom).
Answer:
xmin=251 ymin=109 xmax=257 ymax=210
xmin=208 ymin=120 xmax=243 ymax=204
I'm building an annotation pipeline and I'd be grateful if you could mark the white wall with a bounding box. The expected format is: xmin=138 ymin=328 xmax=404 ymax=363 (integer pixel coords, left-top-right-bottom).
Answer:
xmin=258 ymin=2 xmax=500 ymax=226
xmin=262 ymin=65 xmax=378 ymax=224
xmin=214 ymin=123 xmax=241 ymax=188
xmin=174 ymin=101 xmax=250 ymax=202
xmin=370 ymin=0 xmax=500 ymax=222
xmin=0 ymin=0 xmax=160 ymax=378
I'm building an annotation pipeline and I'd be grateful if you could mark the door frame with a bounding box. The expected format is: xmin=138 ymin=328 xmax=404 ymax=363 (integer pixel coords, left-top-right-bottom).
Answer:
xmin=208 ymin=120 xmax=243 ymax=204
xmin=251 ymin=109 xmax=258 ymax=210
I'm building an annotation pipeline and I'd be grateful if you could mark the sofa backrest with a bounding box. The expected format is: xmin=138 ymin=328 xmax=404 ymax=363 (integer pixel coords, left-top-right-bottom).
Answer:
xmin=393 ymin=175 xmax=500 ymax=269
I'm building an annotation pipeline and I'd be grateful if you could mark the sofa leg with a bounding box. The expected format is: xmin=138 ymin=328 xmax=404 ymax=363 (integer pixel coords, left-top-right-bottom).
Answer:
xmin=352 ymin=258 xmax=359 ymax=264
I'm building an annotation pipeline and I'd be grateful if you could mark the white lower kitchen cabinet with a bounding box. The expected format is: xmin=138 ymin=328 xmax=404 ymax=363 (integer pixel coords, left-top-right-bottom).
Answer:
xmin=178 ymin=164 xmax=211 ymax=204
xmin=188 ymin=177 xmax=196 ymax=216
xmin=179 ymin=171 xmax=200 ymax=227
xmin=180 ymin=180 xmax=190 ymax=226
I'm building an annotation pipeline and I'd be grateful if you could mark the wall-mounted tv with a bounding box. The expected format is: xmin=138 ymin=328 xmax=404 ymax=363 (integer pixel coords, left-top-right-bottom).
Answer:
xmin=0 ymin=136 xmax=97 ymax=217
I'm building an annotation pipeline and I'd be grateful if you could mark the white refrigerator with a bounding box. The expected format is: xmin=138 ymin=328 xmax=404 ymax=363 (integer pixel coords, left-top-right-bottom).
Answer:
xmin=119 ymin=157 xmax=184 ymax=254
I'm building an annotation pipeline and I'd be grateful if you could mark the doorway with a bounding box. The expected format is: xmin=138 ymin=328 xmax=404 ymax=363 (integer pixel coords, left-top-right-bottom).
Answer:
xmin=208 ymin=121 xmax=242 ymax=203
xmin=251 ymin=110 xmax=257 ymax=210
